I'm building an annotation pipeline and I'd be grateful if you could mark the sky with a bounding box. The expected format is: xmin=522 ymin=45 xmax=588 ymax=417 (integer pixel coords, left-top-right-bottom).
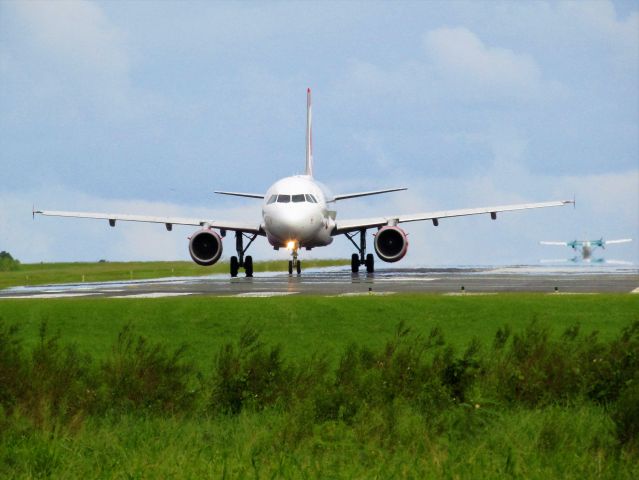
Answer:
xmin=1 ymin=0 xmax=638 ymax=266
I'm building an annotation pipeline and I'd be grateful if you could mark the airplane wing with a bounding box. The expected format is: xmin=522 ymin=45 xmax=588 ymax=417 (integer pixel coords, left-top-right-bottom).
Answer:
xmin=331 ymin=187 xmax=407 ymax=201
xmin=34 ymin=209 xmax=264 ymax=235
xmin=333 ymin=200 xmax=573 ymax=234
xmin=540 ymin=241 xmax=570 ymax=246
xmin=605 ymin=238 xmax=633 ymax=245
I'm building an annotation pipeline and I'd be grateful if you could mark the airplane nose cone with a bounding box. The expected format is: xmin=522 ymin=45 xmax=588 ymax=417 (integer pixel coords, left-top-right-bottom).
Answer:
xmin=267 ymin=207 xmax=322 ymax=244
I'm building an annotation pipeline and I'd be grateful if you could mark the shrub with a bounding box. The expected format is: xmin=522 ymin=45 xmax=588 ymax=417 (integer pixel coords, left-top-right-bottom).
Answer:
xmin=490 ymin=322 xmax=589 ymax=406
xmin=611 ymin=381 xmax=639 ymax=448
xmin=585 ymin=321 xmax=639 ymax=404
xmin=101 ymin=325 xmax=196 ymax=414
xmin=210 ymin=328 xmax=289 ymax=414
xmin=0 ymin=321 xmax=26 ymax=413
xmin=24 ymin=322 xmax=96 ymax=426
xmin=0 ymin=251 xmax=20 ymax=272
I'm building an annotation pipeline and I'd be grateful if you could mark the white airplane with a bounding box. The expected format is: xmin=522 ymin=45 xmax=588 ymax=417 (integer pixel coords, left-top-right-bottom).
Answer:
xmin=35 ymin=89 xmax=573 ymax=277
xmin=540 ymin=237 xmax=632 ymax=263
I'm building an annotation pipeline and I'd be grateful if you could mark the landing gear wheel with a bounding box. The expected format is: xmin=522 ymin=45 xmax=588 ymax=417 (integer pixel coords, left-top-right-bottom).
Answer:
xmin=296 ymin=261 xmax=301 ymax=275
xmin=288 ymin=260 xmax=293 ymax=275
xmin=245 ymin=255 xmax=253 ymax=277
xmin=365 ymin=253 xmax=375 ymax=273
xmin=351 ymin=253 xmax=360 ymax=273
xmin=230 ymin=256 xmax=239 ymax=277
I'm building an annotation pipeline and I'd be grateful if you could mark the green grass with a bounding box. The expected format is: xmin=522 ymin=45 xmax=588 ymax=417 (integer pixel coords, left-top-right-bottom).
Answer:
xmin=1 ymin=294 xmax=637 ymax=478
xmin=2 ymin=407 xmax=636 ymax=479
xmin=0 ymin=294 xmax=636 ymax=368
xmin=0 ymin=259 xmax=348 ymax=289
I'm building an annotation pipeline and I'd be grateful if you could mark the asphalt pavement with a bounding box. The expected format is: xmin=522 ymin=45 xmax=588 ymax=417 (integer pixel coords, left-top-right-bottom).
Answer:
xmin=1 ymin=265 xmax=637 ymax=299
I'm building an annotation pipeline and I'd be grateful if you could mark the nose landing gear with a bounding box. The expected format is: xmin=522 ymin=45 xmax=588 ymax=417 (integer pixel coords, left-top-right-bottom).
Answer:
xmin=345 ymin=228 xmax=375 ymax=273
xmin=230 ymin=231 xmax=257 ymax=278
xmin=287 ymin=242 xmax=302 ymax=275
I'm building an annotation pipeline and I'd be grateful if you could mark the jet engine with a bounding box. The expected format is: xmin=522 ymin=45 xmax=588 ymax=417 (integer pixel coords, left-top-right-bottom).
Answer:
xmin=188 ymin=229 xmax=223 ymax=266
xmin=374 ymin=226 xmax=408 ymax=263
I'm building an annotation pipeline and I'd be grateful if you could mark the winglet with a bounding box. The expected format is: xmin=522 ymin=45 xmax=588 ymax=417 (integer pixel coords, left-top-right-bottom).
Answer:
xmin=305 ymin=88 xmax=313 ymax=177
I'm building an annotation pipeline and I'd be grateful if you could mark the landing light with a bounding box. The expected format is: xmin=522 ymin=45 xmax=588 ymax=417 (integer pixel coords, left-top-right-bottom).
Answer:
xmin=286 ymin=240 xmax=296 ymax=250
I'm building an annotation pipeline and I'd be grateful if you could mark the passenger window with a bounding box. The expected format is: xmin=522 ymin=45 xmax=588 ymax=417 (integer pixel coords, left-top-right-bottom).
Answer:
xmin=277 ymin=194 xmax=291 ymax=203
xmin=292 ymin=194 xmax=305 ymax=203
xmin=267 ymin=195 xmax=277 ymax=204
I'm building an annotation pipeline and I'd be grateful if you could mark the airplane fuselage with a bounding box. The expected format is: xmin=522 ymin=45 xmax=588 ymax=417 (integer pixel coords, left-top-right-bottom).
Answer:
xmin=261 ymin=175 xmax=335 ymax=249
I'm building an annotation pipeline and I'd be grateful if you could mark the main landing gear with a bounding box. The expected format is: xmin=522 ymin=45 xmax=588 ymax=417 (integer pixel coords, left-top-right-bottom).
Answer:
xmin=345 ymin=228 xmax=374 ymax=273
xmin=287 ymin=243 xmax=302 ymax=275
xmin=230 ymin=231 xmax=258 ymax=278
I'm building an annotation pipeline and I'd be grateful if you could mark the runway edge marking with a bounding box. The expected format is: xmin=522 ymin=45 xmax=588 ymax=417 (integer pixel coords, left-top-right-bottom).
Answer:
xmin=0 ymin=293 xmax=93 ymax=299
xmin=111 ymin=292 xmax=194 ymax=299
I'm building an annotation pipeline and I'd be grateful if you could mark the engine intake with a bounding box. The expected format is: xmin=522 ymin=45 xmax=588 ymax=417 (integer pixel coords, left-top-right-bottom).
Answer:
xmin=189 ymin=229 xmax=223 ymax=266
xmin=374 ymin=226 xmax=408 ymax=263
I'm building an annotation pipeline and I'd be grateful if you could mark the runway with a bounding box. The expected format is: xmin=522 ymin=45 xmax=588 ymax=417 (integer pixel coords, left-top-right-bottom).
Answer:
xmin=1 ymin=265 xmax=638 ymax=299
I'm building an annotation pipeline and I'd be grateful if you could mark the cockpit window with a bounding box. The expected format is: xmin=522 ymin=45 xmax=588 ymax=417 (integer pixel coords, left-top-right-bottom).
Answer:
xmin=292 ymin=194 xmax=305 ymax=203
xmin=308 ymin=194 xmax=318 ymax=203
xmin=267 ymin=195 xmax=277 ymax=204
xmin=277 ymin=194 xmax=291 ymax=203
xmin=304 ymin=194 xmax=313 ymax=203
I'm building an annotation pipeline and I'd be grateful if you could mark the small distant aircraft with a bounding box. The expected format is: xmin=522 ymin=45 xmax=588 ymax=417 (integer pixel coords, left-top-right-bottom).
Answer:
xmin=540 ymin=238 xmax=632 ymax=263
xmin=35 ymin=89 xmax=573 ymax=277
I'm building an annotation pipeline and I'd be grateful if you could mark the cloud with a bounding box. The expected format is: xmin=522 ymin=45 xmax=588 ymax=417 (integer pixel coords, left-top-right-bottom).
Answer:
xmin=335 ymin=26 xmax=562 ymax=107
xmin=2 ymin=0 xmax=153 ymax=121
xmin=560 ymin=1 xmax=639 ymax=50
xmin=11 ymin=0 xmax=129 ymax=77
xmin=423 ymin=27 xmax=544 ymax=97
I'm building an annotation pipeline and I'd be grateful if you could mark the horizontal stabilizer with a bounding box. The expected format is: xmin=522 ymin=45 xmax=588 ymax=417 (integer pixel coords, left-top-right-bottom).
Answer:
xmin=331 ymin=187 xmax=407 ymax=202
xmin=214 ymin=191 xmax=264 ymax=199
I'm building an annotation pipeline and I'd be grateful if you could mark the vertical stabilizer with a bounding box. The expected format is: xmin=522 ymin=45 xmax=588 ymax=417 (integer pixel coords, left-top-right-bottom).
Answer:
xmin=305 ymin=88 xmax=313 ymax=177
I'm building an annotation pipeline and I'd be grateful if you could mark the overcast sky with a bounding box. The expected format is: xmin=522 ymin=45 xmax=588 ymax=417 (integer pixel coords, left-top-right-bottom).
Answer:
xmin=1 ymin=0 xmax=637 ymax=266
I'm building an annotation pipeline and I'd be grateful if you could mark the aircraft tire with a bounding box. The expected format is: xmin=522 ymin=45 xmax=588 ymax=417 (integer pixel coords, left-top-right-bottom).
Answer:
xmin=296 ymin=261 xmax=301 ymax=275
xmin=366 ymin=253 xmax=375 ymax=273
xmin=245 ymin=255 xmax=253 ymax=277
xmin=351 ymin=254 xmax=359 ymax=273
xmin=288 ymin=260 xmax=293 ymax=275
xmin=230 ymin=256 xmax=239 ymax=277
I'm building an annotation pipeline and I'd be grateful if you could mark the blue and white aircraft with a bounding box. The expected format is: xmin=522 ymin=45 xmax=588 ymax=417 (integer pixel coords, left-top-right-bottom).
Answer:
xmin=35 ymin=89 xmax=573 ymax=277
xmin=540 ymin=238 xmax=632 ymax=263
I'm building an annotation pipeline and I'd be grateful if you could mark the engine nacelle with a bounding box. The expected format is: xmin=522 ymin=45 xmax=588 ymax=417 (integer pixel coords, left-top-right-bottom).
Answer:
xmin=374 ymin=226 xmax=408 ymax=263
xmin=188 ymin=229 xmax=223 ymax=266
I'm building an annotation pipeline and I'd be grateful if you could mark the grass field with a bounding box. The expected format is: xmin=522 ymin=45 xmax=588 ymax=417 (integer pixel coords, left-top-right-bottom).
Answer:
xmin=1 ymin=294 xmax=637 ymax=367
xmin=0 ymin=259 xmax=348 ymax=289
xmin=1 ymin=294 xmax=638 ymax=478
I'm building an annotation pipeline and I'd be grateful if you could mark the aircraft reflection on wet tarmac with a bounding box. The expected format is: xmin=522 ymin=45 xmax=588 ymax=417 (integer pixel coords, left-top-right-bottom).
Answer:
xmin=1 ymin=265 xmax=638 ymax=299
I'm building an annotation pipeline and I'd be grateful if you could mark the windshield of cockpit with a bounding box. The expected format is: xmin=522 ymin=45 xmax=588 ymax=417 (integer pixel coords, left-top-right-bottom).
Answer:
xmin=267 ymin=194 xmax=318 ymax=204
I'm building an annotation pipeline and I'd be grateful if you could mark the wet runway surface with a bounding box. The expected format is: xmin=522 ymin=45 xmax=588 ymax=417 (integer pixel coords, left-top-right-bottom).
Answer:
xmin=2 ymin=265 xmax=638 ymax=299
